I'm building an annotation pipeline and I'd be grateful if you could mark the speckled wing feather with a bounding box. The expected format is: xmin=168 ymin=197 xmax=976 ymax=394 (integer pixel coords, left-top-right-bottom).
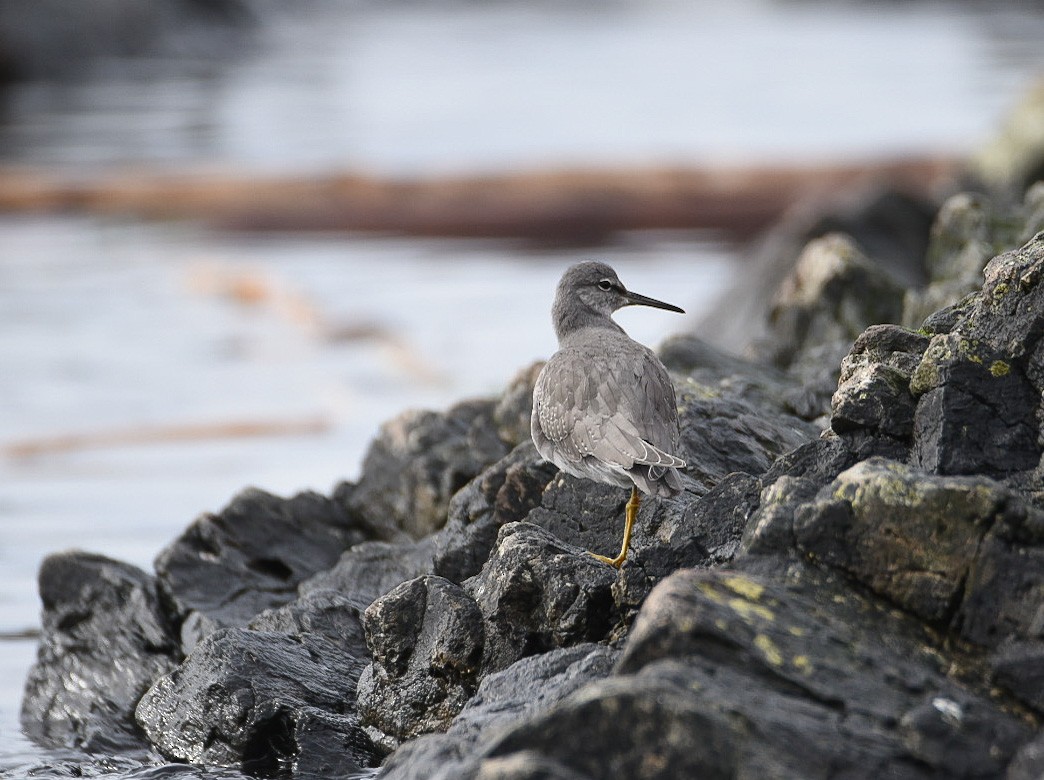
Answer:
xmin=533 ymin=335 xmax=685 ymax=477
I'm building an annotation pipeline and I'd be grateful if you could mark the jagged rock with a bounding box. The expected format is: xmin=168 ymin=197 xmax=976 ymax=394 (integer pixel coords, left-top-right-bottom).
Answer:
xmin=793 ymin=458 xmax=1010 ymax=623
xmin=674 ymin=379 xmax=818 ymax=489
xmin=153 ymin=487 xmax=366 ymax=651
xmin=990 ymin=641 xmax=1044 ymax=713
xmin=348 ymin=400 xmax=511 ymax=541
xmin=466 ymin=524 xmax=618 ymax=674
xmin=434 ymin=442 xmax=558 ymax=584
xmin=379 ymin=645 xmax=617 ymax=780
xmin=474 ymin=567 xmax=1030 ymax=780
xmin=300 ymin=536 xmax=437 ymax=610
xmin=831 ymin=324 xmax=930 ymax=441
xmin=358 ymin=576 xmax=485 ymax=752
xmin=910 ymin=332 xmax=1039 ymax=476
xmin=20 ymin=552 xmax=180 ymax=752
xmin=135 ymin=590 xmax=374 ymax=774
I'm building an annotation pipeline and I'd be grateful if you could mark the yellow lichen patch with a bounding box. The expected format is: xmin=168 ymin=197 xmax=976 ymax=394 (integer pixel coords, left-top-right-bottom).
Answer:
xmin=695 ymin=580 xmax=775 ymax=623
xmin=792 ymin=655 xmax=812 ymax=673
xmin=992 ymin=281 xmax=1009 ymax=299
xmin=787 ymin=625 xmax=806 ymax=637
xmin=728 ymin=598 xmax=775 ymax=623
xmin=989 ymin=360 xmax=1010 ymax=377
xmin=754 ymin=634 xmax=784 ymax=666
xmin=721 ymin=575 xmax=765 ymax=601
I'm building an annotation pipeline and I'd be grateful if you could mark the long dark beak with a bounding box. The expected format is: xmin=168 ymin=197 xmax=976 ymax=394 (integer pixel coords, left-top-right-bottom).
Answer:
xmin=623 ymin=289 xmax=685 ymax=314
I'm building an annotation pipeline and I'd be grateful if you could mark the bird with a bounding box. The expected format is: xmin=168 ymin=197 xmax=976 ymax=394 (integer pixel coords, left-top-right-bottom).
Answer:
xmin=531 ymin=261 xmax=687 ymax=568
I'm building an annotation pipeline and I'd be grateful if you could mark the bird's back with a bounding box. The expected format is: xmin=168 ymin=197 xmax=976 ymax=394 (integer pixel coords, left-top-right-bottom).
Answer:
xmin=532 ymin=327 xmax=685 ymax=497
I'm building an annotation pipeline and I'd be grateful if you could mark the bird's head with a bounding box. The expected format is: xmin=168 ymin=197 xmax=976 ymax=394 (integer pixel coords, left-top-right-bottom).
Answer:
xmin=556 ymin=260 xmax=684 ymax=322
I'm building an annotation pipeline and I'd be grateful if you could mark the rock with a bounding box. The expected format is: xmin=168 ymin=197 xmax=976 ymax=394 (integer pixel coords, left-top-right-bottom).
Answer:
xmin=154 ymin=487 xmax=366 ymax=651
xmin=990 ymin=641 xmax=1044 ymax=713
xmin=1008 ymin=731 xmax=1044 ymax=780
xmin=473 ymin=567 xmax=1029 ymax=780
xmin=466 ymin=524 xmax=619 ymax=675
xmin=378 ymin=645 xmax=617 ymax=780
xmin=674 ymin=379 xmax=818 ymax=490
xmin=767 ymin=233 xmax=907 ymax=369
xmin=910 ymin=332 xmax=1040 ymax=476
xmin=20 ymin=552 xmax=180 ymax=752
xmin=493 ymin=362 xmax=544 ymax=448
xmin=696 ymin=186 xmax=934 ymax=356
xmin=474 ymin=753 xmax=594 ymax=780
xmin=830 ymin=324 xmax=930 ymax=442
xmin=348 ymin=399 xmax=511 ymax=541
xmin=357 ymin=576 xmax=485 ymax=752
xmin=794 ymin=458 xmax=1008 ymax=623
xmin=135 ymin=590 xmax=375 ymax=774
xmin=434 ymin=442 xmax=558 ymax=584
xmin=300 ymin=536 xmax=437 ymax=610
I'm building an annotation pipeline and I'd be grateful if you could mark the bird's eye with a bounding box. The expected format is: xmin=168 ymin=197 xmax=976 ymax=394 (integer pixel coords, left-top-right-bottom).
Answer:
xmin=597 ymin=279 xmax=613 ymax=291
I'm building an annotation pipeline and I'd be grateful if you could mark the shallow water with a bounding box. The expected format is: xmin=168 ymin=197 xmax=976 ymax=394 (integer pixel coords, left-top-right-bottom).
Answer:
xmin=2 ymin=0 xmax=1044 ymax=774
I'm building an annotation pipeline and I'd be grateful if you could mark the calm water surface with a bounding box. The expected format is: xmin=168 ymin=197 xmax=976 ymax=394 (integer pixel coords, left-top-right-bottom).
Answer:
xmin=2 ymin=0 xmax=1043 ymax=774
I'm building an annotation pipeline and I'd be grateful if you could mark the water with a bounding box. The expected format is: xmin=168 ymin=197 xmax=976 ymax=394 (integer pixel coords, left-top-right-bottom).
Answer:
xmin=2 ymin=0 xmax=1043 ymax=774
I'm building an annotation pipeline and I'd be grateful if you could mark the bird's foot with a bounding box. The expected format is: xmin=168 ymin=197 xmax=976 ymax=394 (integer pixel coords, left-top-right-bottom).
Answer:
xmin=588 ymin=550 xmax=626 ymax=568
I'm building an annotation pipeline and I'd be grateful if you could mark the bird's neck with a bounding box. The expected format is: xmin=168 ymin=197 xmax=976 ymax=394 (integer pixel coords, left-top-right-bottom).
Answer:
xmin=553 ymin=298 xmax=625 ymax=344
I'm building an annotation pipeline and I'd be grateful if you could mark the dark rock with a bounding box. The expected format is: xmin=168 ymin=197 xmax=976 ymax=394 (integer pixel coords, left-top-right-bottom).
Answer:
xmin=434 ymin=442 xmax=558 ymax=584
xmin=910 ymin=332 xmax=1040 ymax=476
xmin=20 ymin=552 xmax=179 ymax=752
xmin=793 ymin=458 xmax=1006 ymax=623
xmin=467 ymin=523 xmax=618 ymax=674
xmin=956 ymin=502 xmax=1044 ymax=648
xmin=674 ymin=379 xmax=818 ymax=490
xmin=348 ymin=399 xmax=511 ymax=541
xmin=990 ymin=641 xmax=1044 ymax=713
xmin=135 ymin=590 xmax=375 ymax=774
xmin=300 ymin=536 xmax=437 ymax=610
xmin=831 ymin=324 xmax=931 ymax=441
xmin=358 ymin=576 xmax=485 ymax=752
xmin=1008 ymin=731 xmax=1044 ymax=780
xmin=472 ymin=567 xmax=1028 ymax=780
xmin=379 ymin=645 xmax=617 ymax=780
xmin=154 ymin=487 xmax=366 ymax=650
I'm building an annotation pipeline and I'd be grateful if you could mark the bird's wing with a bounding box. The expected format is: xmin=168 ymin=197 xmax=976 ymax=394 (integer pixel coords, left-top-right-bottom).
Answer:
xmin=534 ymin=341 xmax=685 ymax=470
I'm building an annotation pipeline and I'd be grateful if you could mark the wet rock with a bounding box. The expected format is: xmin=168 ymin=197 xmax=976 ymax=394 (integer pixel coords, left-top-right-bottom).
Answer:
xmin=379 ymin=645 xmax=617 ymax=780
xmin=467 ymin=523 xmax=618 ymax=674
xmin=154 ymin=487 xmax=366 ymax=651
xmin=20 ymin=552 xmax=180 ymax=752
xmin=300 ymin=536 xmax=437 ymax=610
xmin=349 ymin=399 xmax=511 ymax=541
xmin=357 ymin=576 xmax=485 ymax=752
xmin=434 ymin=442 xmax=558 ymax=584
xmin=135 ymin=590 xmax=374 ymax=774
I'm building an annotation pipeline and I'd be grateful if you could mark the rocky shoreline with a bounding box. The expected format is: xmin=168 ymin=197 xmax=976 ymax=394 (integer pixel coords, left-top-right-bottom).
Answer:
xmin=16 ymin=149 xmax=1044 ymax=777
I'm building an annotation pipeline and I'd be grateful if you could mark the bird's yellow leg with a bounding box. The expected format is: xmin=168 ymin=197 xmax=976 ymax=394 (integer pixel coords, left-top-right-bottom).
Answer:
xmin=590 ymin=487 xmax=640 ymax=568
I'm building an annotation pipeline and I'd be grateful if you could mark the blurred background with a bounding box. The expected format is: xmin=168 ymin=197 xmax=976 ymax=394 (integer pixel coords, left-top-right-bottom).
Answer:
xmin=1 ymin=0 xmax=1044 ymax=770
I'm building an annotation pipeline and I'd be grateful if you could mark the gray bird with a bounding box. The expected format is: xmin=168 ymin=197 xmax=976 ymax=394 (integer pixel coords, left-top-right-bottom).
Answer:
xmin=531 ymin=261 xmax=686 ymax=568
